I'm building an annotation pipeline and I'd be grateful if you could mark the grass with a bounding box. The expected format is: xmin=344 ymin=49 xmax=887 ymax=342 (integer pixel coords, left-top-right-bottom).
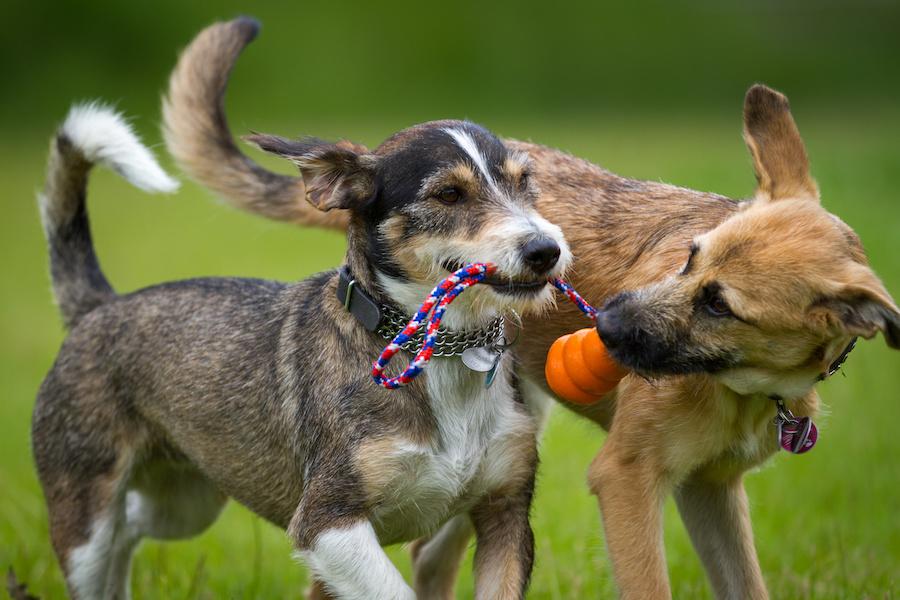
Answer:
xmin=1 ymin=109 xmax=899 ymax=598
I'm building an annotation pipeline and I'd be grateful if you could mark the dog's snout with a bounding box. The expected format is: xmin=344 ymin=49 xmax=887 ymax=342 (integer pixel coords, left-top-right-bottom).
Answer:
xmin=596 ymin=307 xmax=625 ymax=350
xmin=522 ymin=238 xmax=561 ymax=274
xmin=595 ymin=293 xmax=634 ymax=350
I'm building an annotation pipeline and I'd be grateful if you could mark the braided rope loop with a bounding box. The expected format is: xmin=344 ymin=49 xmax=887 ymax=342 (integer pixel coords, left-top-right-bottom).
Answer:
xmin=372 ymin=263 xmax=494 ymax=389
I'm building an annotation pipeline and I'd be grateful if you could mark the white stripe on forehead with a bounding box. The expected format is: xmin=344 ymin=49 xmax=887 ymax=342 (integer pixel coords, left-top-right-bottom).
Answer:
xmin=443 ymin=127 xmax=500 ymax=194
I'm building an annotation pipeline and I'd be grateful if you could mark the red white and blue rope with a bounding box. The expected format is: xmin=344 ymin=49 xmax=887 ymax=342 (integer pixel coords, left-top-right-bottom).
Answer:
xmin=372 ymin=263 xmax=597 ymax=389
xmin=372 ymin=263 xmax=495 ymax=389
xmin=550 ymin=277 xmax=598 ymax=319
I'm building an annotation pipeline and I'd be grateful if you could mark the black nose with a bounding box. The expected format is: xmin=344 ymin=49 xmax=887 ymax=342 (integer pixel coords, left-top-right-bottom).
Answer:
xmin=522 ymin=238 xmax=561 ymax=274
xmin=595 ymin=294 xmax=630 ymax=350
xmin=595 ymin=308 xmax=624 ymax=350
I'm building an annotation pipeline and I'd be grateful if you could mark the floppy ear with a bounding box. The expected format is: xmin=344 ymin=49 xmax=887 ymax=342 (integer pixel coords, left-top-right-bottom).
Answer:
xmin=813 ymin=274 xmax=900 ymax=349
xmin=743 ymin=84 xmax=819 ymax=202
xmin=243 ymin=134 xmax=376 ymax=211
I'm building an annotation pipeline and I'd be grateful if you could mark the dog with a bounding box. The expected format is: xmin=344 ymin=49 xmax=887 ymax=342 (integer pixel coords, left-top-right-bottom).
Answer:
xmin=32 ymin=95 xmax=573 ymax=598
xmin=163 ymin=18 xmax=900 ymax=599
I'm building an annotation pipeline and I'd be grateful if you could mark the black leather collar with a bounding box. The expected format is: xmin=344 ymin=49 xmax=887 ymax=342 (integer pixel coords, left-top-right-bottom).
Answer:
xmin=336 ymin=265 xmax=383 ymax=331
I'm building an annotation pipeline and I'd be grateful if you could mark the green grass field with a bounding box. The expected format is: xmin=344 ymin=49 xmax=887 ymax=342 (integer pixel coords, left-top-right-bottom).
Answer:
xmin=2 ymin=110 xmax=898 ymax=599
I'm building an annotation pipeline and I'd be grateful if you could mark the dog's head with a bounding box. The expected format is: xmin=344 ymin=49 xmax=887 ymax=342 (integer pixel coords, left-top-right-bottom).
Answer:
xmin=246 ymin=121 xmax=570 ymax=326
xmin=596 ymin=85 xmax=899 ymax=398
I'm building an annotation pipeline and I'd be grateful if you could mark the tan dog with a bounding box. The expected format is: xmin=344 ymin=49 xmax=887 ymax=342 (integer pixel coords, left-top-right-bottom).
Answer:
xmin=163 ymin=19 xmax=900 ymax=599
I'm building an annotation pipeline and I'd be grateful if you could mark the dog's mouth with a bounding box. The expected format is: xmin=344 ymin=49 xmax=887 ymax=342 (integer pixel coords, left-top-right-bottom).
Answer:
xmin=601 ymin=336 xmax=738 ymax=379
xmin=442 ymin=260 xmax=549 ymax=296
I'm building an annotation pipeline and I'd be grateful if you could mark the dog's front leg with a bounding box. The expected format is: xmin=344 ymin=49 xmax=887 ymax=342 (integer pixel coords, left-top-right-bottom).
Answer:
xmin=588 ymin=443 xmax=671 ymax=599
xmin=410 ymin=514 xmax=474 ymax=599
xmin=289 ymin=493 xmax=413 ymax=600
xmin=469 ymin=483 xmax=535 ymax=600
xmin=674 ymin=473 xmax=768 ymax=600
xmin=294 ymin=518 xmax=413 ymax=599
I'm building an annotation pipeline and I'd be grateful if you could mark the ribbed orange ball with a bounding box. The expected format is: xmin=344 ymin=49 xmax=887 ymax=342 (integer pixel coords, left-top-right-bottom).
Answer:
xmin=545 ymin=328 xmax=627 ymax=405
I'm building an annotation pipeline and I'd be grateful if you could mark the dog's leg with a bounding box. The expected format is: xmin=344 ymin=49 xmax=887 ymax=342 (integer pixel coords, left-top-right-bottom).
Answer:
xmin=33 ymin=382 xmax=144 ymax=600
xmin=38 ymin=451 xmax=140 ymax=600
xmin=469 ymin=485 xmax=535 ymax=600
xmin=410 ymin=514 xmax=474 ymax=600
xmin=66 ymin=497 xmax=140 ymax=600
xmin=84 ymin=460 xmax=225 ymax=600
xmin=588 ymin=441 xmax=671 ymax=600
xmin=294 ymin=519 xmax=413 ymax=600
xmin=674 ymin=473 xmax=768 ymax=600
xmin=289 ymin=473 xmax=413 ymax=600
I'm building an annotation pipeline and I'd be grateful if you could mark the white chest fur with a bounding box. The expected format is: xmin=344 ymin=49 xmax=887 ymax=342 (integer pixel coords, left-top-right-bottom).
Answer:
xmin=364 ymin=356 xmax=535 ymax=544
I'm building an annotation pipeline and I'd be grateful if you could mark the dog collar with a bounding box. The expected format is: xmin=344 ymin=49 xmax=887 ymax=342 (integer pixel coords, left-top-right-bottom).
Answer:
xmin=770 ymin=336 xmax=857 ymax=455
xmin=336 ymin=266 xmax=505 ymax=357
xmin=819 ymin=337 xmax=857 ymax=381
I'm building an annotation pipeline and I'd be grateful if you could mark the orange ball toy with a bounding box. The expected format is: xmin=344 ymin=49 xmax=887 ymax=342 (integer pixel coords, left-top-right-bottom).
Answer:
xmin=545 ymin=328 xmax=627 ymax=404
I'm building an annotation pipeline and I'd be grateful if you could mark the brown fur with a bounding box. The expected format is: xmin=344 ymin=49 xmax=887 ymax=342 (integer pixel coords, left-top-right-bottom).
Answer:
xmin=161 ymin=19 xmax=900 ymax=600
xmin=511 ymin=87 xmax=897 ymax=598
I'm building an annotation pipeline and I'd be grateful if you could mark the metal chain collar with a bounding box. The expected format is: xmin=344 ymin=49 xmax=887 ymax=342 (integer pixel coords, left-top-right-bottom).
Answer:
xmin=376 ymin=302 xmax=505 ymax=357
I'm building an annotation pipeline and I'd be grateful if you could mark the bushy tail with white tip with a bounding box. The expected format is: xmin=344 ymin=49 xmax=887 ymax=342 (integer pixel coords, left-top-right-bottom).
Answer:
xmin=39 ymin=103 xmax=179 ymax=328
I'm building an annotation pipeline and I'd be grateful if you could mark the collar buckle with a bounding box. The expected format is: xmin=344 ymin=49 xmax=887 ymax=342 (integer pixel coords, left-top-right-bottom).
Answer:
xmin=337 ymin=266 xmax=383 ymax=331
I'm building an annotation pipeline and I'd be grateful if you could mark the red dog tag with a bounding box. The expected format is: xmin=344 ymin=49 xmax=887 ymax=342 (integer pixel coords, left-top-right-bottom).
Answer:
xmin=777 ymin=415 xmax=818 ymax=454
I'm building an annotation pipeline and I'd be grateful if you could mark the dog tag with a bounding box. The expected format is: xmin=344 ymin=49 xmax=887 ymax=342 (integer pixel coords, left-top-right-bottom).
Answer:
xmin=462 ymin=345 xmax=503 ymax=388
xmin=774 ymin=399 xmax=818 ymax=454
xmin=462 ymin=346 xmax=498 ymax=372
xmin=777 ymin=416 xmax=818 ymax=454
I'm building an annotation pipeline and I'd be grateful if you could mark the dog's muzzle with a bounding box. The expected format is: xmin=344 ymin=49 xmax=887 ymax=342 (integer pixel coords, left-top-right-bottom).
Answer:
xmin=442 ymin=236 xmax=562 ymax=297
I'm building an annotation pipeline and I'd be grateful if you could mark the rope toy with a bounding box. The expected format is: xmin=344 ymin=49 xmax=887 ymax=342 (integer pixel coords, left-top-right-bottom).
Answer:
xmin=550 ymin=278 xmax=598 ymax=319
xmin=372 ymin=263 xmax=494 ymax=389
xmin=372 ymin=263 xmax=626 ymax=403
xmin=545 ymin=279 xmax=627 ymax=404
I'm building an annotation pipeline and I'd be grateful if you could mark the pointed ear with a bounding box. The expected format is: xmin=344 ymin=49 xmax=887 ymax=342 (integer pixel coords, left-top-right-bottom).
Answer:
xmin=743 ymin=84 xmax=819 ymax=202
xmin=243 ymin=134 xmax=376 ymax=211
xmin=812 ymin=274 xmax=900 ymax=349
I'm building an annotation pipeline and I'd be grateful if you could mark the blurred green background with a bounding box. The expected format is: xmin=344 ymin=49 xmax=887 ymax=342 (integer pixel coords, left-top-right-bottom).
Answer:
xmin=2 ymin=1 xmax=898 ymax=598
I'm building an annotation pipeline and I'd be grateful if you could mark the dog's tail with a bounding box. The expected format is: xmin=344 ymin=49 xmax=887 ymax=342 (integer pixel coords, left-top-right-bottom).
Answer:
xmin=162 ymin=17 xmax=349 ymax=231
xmin=39 ymin=103 xmax=179 ymax=328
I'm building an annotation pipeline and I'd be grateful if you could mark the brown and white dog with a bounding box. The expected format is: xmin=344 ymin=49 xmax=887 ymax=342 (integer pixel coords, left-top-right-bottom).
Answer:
xmin=163 ymin=18 xmax=900 ymax=599
xmin=32 ymin=96 xmax=572 ymax=597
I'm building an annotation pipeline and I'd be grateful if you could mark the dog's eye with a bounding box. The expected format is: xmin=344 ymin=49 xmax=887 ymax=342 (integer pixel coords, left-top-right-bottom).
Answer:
xmin=705 ymin=293 xmax=732 ymax=317
xmin=437 ymin=187 xmax=462 ymax=205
